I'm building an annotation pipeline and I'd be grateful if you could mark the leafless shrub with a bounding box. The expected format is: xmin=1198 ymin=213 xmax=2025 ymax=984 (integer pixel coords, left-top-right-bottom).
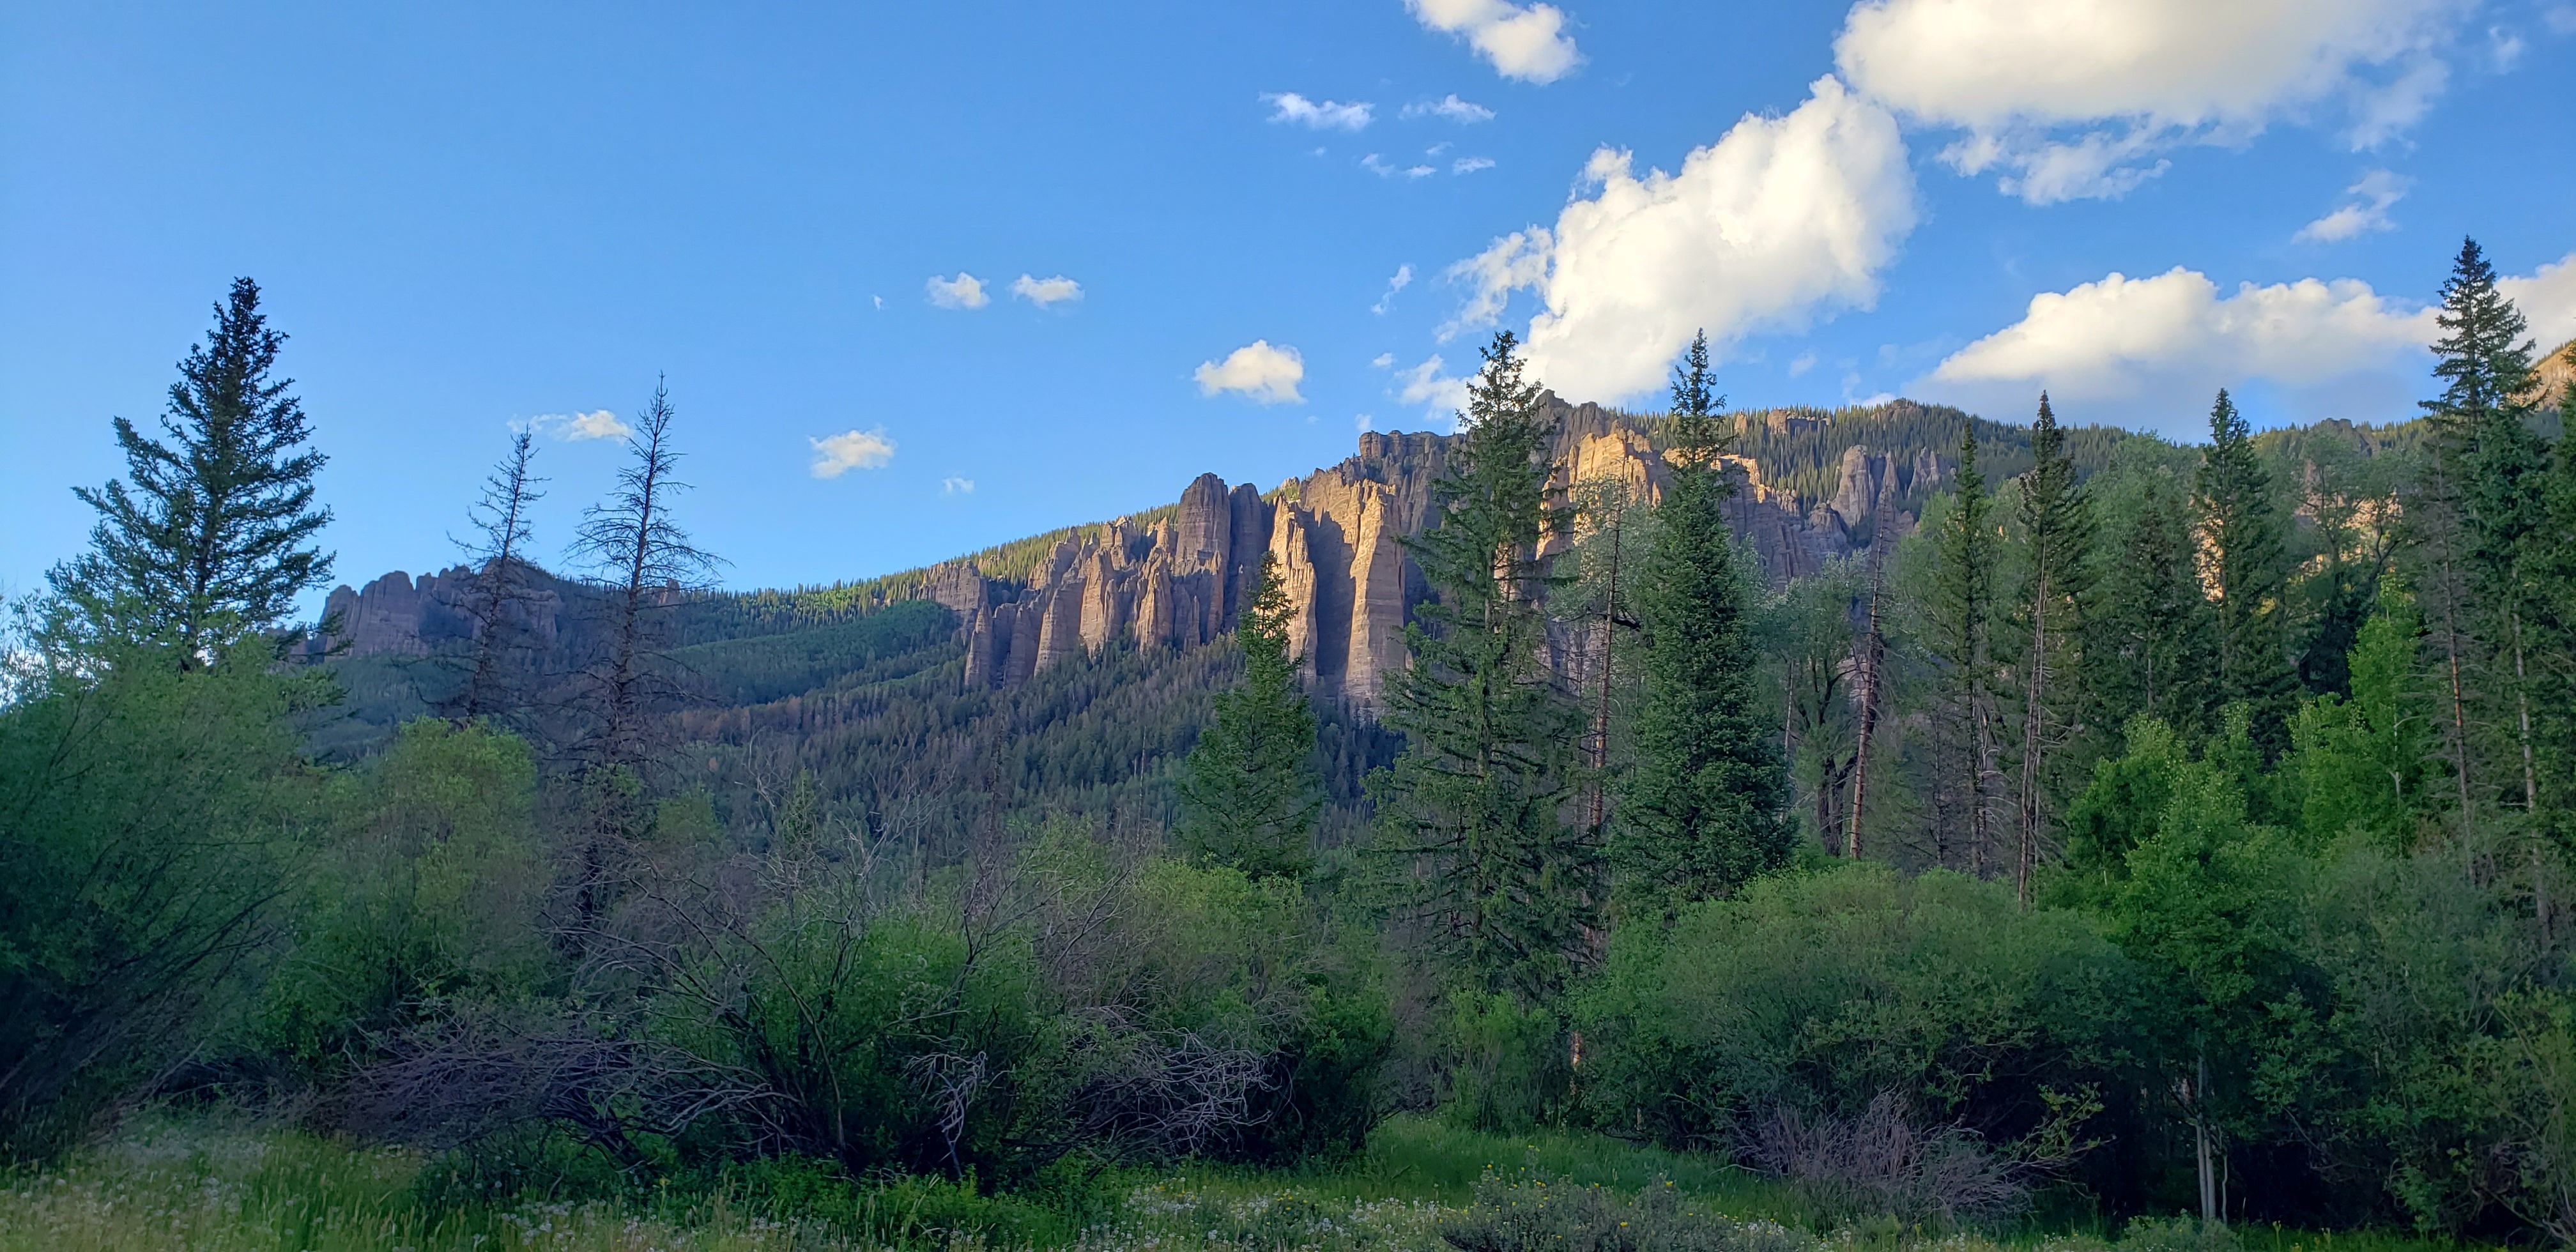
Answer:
xmin=341 ymin=1003 xmax=772 ymax=1164
xmin=1744 ymin=1091 xmax=2033 ymax=1228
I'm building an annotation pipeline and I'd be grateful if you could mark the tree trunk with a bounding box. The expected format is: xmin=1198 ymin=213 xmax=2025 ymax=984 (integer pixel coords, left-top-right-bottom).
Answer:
xmin=2018 ymin=579 xmax=2048 ymax=909
xmin=2196 ymin=1050 xmax=2218 ymax=1227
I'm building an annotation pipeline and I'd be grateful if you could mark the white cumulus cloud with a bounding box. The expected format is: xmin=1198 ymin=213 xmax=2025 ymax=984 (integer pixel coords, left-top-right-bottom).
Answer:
xmin=523 ymin=409 xmax=632 ymax=442
xmin=1011 ymin=273 xmax=1084 ymax=307
xmin=2296 ymin=169 xmax=2411 ymax=242
xmin=1407 ymin=0 xmax=1581 ymax=83
xmin=810 ymin=428 xmax=896 ymax=479
xmin=1264 ymin=91 xmax=1374 ymax=130
xmin=1835 ymin=0 xmax=2466 ymax=202
xmin=2504 ymin=253 xmax=2576 ymax=350
xmin=926 ymin=273 xmax=988 ymax=309
xmin=1924 ymin=252 xmax=2576 ymax=431
xmin=1403 ymin=93 xmax=1497 ymax=122
xmin=942 ymin=476 xmax=975 ymax=496
xmin=1441 ymin=76 xmax=1916 ymax=404
xmin=1195 ymin=340 xmax=1307 ymax=404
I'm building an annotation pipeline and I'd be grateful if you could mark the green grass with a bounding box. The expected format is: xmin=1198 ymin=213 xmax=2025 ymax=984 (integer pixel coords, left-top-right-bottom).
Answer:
xmin=0 ymin=1113 xmax=2495 ymax=1252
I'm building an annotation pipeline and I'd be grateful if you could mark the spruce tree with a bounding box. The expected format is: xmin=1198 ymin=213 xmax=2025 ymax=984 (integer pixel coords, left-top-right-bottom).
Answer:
xmin=2090 ymin=477 xmax=2218 ymax=741
xmin=50 ymin=278 xmax=333 ymax=664
xmin=1618 ymin=331 xmax=1788 ymax=906
xmin=1177 ymin=552 xmax=1322 ymax=880
xmin=2425 ymin=238 xmax=2546 ymax=816
xmin=2009 ymin=393 xmax=2092 ymax=906
xmin=2193 ymin=390 xmax=2296 ymax=756
xmin=1370 ymin=330 xmax=1592 ymax=1003
xmin=2535 ymin=360 xmax=2576 ymax=848
xmin=1926 ymin=428 xmax=2001 ymax=875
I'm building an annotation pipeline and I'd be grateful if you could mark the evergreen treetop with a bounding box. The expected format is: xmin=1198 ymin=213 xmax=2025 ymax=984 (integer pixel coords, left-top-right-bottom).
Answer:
xmin=1372 ymin=330 xmax=1593 ymax=1004
xmin=2193 ymin=389 xmax=2296 ymax=754
xmin=51 ymin=278 xmax=334 ymax=663
xmin=1619 ymin=331 xmax=1788 ymax=906
xmin=1177 ymin=552 xmax=1322 ymax=880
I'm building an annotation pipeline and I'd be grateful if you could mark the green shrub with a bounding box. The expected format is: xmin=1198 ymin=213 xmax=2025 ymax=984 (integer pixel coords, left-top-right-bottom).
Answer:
xmin=1577 ymin=862 xmax=2146 ymax=1187
xmin=0 ymin=654 xmax=322 ymax=1160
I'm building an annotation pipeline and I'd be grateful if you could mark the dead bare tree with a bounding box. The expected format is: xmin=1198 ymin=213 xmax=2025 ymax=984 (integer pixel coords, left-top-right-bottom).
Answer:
xmin=453 ymin=430 xmax=546 ymax=724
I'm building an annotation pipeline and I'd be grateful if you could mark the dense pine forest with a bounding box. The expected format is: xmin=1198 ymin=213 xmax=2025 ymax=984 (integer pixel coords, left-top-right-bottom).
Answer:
xmin=9 ymin=239 xmax=2576 ymax=1251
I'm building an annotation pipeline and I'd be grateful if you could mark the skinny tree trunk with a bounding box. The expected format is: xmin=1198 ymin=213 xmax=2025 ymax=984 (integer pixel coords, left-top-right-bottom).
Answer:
xmin=2018 ymin=580 xmax=2048 ymax=909
xmin=1846 ymin=484 xmax=1899 ymax=860
xmin=1586 ymin=514 xmax=1621 ymax=837
xmin=2196 ymin=1050 xmax=2218 ymax=1226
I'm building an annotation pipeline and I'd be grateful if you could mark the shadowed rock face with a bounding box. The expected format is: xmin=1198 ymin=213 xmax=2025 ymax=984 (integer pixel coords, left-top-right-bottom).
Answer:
xmin=319 ymin=393 xmax=1942 ymax=714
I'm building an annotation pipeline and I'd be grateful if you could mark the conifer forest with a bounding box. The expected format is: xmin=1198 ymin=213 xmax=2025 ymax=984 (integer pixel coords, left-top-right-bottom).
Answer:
xmin=10 ymin=240 xmax=2576 ymax=1250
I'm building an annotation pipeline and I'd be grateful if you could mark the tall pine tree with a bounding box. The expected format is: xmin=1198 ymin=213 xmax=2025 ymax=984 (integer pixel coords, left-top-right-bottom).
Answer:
xmin=1926 ymin=428 xmax=2001 ymax=875
xmin=2425 ymin=237 xmax=2547 ymax=816
xmin=2193 ymin=389 xmax=2296 ymax=757
xmin=2010 ymin=393 xmax=2091 ymax=906
xmin=50 ymin=278 xmax=333 ymax=664
xmin=1371 ymin=331 xmax=1593 ymax=1003
xmin=2089 ymin=477 xmax=2218 ymax=742
xmin=1177 ymin=552 xmax=1322 ymax=880
xmin=1618 ymin=331 xmax=1788 ymax=906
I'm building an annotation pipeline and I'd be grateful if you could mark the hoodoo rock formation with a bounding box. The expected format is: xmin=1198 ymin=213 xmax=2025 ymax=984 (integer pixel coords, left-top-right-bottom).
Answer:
xmin=319 ymin=393 xmax=1954 ymax=714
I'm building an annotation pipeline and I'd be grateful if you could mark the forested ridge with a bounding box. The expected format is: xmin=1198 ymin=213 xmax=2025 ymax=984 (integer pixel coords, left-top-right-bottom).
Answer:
xmin=10 ymin=242 xmax=2576 ymax=1250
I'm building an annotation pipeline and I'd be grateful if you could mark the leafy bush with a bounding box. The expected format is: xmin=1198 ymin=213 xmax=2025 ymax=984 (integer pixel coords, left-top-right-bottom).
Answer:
xmin=1577 ymin=862 xmax=2145 ymax=1190
xmin=256 ymin=719 xmax=553 ymax=1076
xmin=0 ymin=655 xmax=322 ymax=1160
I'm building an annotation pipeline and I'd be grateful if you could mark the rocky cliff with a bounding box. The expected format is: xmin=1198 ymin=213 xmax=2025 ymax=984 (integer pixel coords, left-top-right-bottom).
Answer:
xmin=319 ymin=393 xmax=1952 ymax=714
xmin=904 ymin=395 xmax=1944 ymax=709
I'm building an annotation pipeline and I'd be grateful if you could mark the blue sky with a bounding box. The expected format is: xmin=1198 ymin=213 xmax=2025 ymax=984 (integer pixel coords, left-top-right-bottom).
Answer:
xmin=5 ymin=1 xmax=2573 ymax=605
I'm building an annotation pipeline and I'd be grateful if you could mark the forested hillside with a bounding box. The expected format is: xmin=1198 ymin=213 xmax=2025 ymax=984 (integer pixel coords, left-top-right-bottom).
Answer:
xmin=10 ymin=247 xmax=2576 ymax=1251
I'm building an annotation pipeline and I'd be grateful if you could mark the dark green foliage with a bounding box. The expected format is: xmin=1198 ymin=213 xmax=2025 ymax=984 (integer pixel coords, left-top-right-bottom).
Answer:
xmin=0 ymin=651 xmax=321 ymax=1159
xmin=2089 ymin=475 xmax=2218 ymax=742
xmin=253 ymin=721 xmax=551 ymax=1074
xmin=2193 ymin=390 xmax=2298 ymax=754
xmin=1620 ymin=332 xmax=1790 ymax=906
xmin=1177 ymin=553 xmax=1324 ymax=879
xmin=48 ymin=278 xmax=334 ymax=660
xmin=2009 ymin=393 xmax=2094 ymax=901
xmin=1372 ymin=331 xmax=1594 ymax=1004
xmin=1577 ymin=862 xmax=2143 ymax=1196
xmin=1923 ymin=429 xmax=2002 ymax=873
xmin=666 ymin=597 xmax=954 ymax=706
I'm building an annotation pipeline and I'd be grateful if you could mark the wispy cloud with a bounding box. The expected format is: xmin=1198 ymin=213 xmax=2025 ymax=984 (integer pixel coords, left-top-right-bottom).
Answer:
xmin=1264 ymin=91 xmax=1374 ymax=130
xmin=1372 ymin=264 xmax=1416 ymax=315
xmin=809 ymin=428 xmax=896 ymax=478
xmin=1403 ymin=93 xmax=1497 ymax=123
xmin=1362 ymin=153 xmax=1437 ymax=179
xmin=1011 ymin=273 xmax=1084 ymax=307
xmin=521 ymin=409 xmax=631 ymax=442
xmin=925 ymin=273 xmax=988 ymax=309
xmin=1452 ymin=156 xmax=1496 ymax=174
xmin=2296 ymin=169 xmax=2411 ymax=243
xmin=942 ymin=476 xmax=975 ymax=495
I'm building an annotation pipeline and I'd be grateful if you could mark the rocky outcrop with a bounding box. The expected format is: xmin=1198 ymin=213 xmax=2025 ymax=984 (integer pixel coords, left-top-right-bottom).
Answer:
xmin=319 ymin=393 xmax=1949 ymax=714
xmin=318 ymin=564 xmax=568 ymax=660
